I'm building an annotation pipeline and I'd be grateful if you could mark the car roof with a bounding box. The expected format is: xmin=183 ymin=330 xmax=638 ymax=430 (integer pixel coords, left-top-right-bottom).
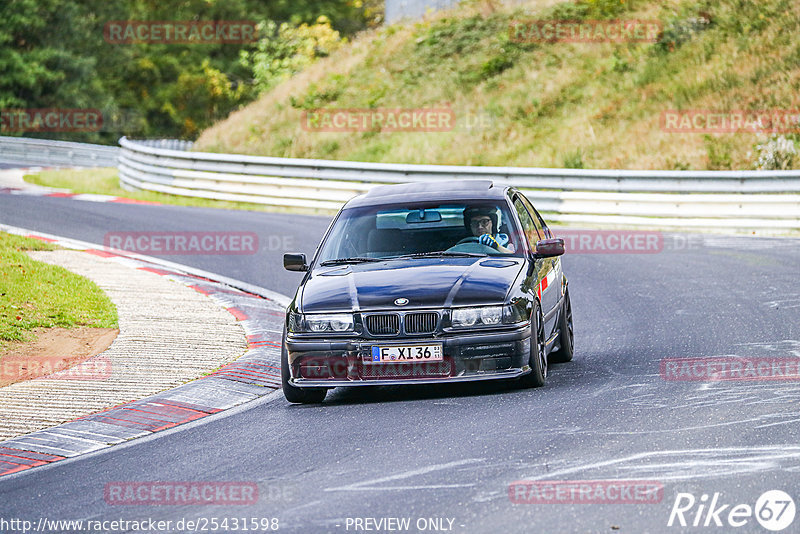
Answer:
xmin=345 ymin=180 xmax=508 ymax=208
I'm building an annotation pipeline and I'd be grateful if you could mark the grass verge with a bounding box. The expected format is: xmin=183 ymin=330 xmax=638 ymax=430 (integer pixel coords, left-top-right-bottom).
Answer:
xmin=0 ymin=232 xmax=118 ymax=351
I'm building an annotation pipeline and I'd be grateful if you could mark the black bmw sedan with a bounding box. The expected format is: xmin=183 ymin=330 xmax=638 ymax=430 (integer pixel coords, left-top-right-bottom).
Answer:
xmin=281 ymin=180 xmax=573 ymax=403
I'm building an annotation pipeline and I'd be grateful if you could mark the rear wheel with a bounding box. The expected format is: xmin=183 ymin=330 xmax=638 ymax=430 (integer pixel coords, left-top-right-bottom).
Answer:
xmin=519 ymin=302 xmax=546 ymax=388
xmin=550 ymin=289 xmax=574 ymax=363
xmin=281 ymin=331 xmax=327 ymax=404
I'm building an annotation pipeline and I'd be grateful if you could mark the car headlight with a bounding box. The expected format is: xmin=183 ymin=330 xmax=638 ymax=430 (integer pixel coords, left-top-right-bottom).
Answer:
xmin=289 ymin=313 xmax=354 ymax=333
xmin=450 ymin=304 xmax=528 ymax=328
xmin=480 ymin=306 xmax=502 ymax=325
xmin=452 ymin=307 xmax=480 ymax=327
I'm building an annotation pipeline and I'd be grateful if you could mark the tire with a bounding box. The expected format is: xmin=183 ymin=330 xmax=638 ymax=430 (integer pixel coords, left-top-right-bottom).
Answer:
xmin=518 ymin=302 xmax=546 ymax=388
xmin=550 ymin=289 xmax=574 ymax=363
xmin=281 ymin=330 xmax=327 ymax=404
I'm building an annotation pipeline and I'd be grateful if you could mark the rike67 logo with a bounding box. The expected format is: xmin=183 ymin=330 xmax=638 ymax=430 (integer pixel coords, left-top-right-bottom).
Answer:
xmin=668 ymin=490 xmax=796 ymax=531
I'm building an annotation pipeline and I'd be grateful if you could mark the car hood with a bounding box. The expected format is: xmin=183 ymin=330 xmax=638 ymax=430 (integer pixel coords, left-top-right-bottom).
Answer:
xmin=299 ymin=257 xmax=524 ymax=312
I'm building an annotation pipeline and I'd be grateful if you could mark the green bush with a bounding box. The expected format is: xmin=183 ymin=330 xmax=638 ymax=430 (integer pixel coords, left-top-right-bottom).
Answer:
xmin=703 ymin=135 xmax=734 ymax=170
xmin=563 ymin=149 xmax=585 ymax=169
xmin=242 ymin=17 xmax=345 ymax=94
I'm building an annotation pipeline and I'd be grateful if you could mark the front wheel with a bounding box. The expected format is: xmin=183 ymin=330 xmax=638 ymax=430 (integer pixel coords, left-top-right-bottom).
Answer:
xmin=281 ymin=331 xmax=327 ymax=404
xmin=518 ymin=302 xmax=546 ymax=388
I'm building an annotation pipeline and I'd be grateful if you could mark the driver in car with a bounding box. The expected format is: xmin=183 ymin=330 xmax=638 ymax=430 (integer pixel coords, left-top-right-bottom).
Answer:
xmin=463 ymin=207 xmax=515 ymax=253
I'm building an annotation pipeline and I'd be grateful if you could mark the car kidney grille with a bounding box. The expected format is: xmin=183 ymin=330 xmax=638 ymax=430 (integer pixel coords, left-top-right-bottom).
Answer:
xmin=365 ymin=314 xmax=400 ymax=335
xmin=404 ymin=312 xmax=438 ymax=334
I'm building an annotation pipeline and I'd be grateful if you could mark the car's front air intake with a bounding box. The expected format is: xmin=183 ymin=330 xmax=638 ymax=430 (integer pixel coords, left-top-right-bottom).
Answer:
xmin=365 ymin=313 xmax=400 ymax=335
xmin=404 ymin=312 xmax=438 ymax=334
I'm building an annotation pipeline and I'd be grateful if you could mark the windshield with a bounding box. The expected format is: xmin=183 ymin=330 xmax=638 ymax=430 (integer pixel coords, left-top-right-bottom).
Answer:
xmin=316 ymin=200 xmax=524 ymax=265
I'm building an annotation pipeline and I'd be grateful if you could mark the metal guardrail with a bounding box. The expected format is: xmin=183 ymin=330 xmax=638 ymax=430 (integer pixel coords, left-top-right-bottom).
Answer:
xmin=118 ymin=137 xmax=800 ymax=231
xmin=126 ymin=139 xmax=194 ymax=151
xmin=0 ymin=136 xmax=118 ymax=168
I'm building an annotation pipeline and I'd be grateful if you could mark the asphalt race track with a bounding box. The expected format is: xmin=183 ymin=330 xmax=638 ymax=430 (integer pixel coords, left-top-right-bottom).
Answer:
xmin=1 ymin=194 xmax=799 ymax=533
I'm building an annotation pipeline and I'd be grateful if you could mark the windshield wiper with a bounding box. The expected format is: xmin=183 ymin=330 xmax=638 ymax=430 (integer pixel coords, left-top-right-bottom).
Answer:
xmin=320 ymin=257 xmax=384 ymax=266
xmin=391 ymin=251 xmax=487 ymax=259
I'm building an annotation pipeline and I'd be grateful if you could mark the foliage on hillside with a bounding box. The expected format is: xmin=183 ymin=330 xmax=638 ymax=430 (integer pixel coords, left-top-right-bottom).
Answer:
xmin=0 ymin=0 xmax=377 ymax=143
xmin=195 ymin=0 xmax=800 ymax=170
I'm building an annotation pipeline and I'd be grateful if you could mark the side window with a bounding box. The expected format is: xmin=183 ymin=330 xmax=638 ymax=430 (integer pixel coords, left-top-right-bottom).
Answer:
xmin=512 ymin=196 xmax=541 ymax=251
xmin=519 ymin=194 xmax=548 ymax=238
xmin=538 ymin=212 xmax=552 ymax=238
xmin=532 ymin=205 xmax=552 ymax=238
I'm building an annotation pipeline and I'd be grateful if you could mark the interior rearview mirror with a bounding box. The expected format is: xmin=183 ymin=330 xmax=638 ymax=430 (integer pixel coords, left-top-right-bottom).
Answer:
xmin=406 ymin=210 xmax=442 ymax=223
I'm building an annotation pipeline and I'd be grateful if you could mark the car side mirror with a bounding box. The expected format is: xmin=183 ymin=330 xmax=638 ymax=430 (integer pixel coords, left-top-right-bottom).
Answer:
xmin=283 ymin=253 xmax=308 ymax=272
xmin=534 ymin=238 xmax=565 ymax=258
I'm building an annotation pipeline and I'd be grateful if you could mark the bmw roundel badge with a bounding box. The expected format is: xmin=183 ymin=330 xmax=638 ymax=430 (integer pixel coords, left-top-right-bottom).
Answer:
xmin=394 ymin=298 xmax=409 ymax=306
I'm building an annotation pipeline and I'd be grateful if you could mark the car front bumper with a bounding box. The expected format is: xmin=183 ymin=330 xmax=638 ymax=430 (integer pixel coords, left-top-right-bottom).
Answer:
xmin=285 ymin=324 xmax=532 ymax=388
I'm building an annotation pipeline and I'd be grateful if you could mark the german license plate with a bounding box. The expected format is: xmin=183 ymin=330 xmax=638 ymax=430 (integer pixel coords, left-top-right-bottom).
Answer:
xmin=369 ymin=344 xmax=443 ymax=363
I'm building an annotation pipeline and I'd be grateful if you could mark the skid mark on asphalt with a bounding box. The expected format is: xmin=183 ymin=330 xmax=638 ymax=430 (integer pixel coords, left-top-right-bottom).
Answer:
xmin=753 ymin=412 xmax=800 ymax=429
xmin=464 ymin=449 xmax=800 ymax=507
xmin=762 ymin=297 xmax=800 ymax=309
xmin=518 ymin=446 xmax=800 ymax=483
xmin=588 ymin=414 xmax=800 ymax=435
xmin=736 ymin=339 xmax=800 ymax=356
xmin=760 ymin=284 xmax=800 ymax=310
xmin=575 ymin=340 xmax=800 ymax=410
xmin=325 ymin=458 xmax=484 ymax=492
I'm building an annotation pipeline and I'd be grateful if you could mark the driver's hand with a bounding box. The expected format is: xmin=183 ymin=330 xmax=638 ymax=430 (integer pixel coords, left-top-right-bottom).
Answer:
xmin=478 ymin=234 xmax=498 ymax=249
